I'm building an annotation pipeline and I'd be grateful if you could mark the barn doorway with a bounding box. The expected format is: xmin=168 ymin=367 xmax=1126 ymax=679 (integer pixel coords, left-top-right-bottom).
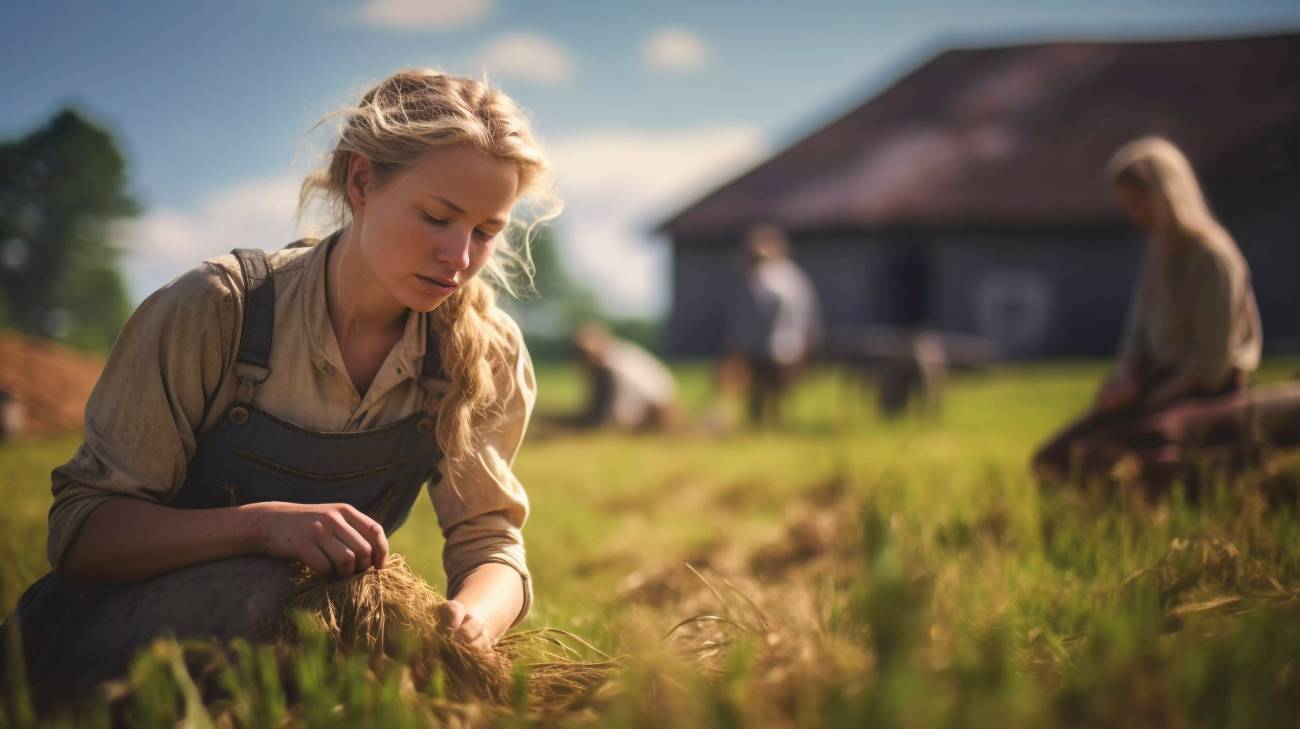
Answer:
xmin=891 ymin=248 xmax=932 ymax=327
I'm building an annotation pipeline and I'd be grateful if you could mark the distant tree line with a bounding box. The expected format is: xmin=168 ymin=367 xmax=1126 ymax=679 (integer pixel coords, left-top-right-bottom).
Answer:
xmin=0 ymin=109 xmax=137 ymax=352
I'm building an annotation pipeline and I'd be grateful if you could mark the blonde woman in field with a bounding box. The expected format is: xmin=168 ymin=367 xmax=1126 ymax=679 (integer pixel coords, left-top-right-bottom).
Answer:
xmin=2 ymin=70 xmax=555 ymax=699
xmin=1032 ymin=136 xmax=1262 ymax=486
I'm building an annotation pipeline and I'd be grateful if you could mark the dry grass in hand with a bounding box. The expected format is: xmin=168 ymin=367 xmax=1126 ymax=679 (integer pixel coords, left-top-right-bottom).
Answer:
xmin=277 ymin=555 xmax=616 ymax=713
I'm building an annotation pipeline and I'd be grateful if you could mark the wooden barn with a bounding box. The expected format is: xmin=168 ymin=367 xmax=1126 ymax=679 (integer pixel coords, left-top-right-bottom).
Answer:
xmin=657 ymin=32 xmax=1300 ymax=358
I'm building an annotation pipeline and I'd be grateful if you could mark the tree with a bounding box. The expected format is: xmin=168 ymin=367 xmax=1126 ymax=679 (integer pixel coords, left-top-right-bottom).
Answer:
xmin=521 ymin=224 xmax=601 ymax=321
xmin=501 ymin=225 xmax=599 ymax=359
xmin=503 ymin=226 xmax=663 ymax=359
xmin=0 ymin=108 xmax=138 ymax=351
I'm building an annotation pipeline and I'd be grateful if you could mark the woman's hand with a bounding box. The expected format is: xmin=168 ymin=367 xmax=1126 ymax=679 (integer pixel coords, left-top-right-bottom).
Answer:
xmin=437 ymin=563 xmax=526 ymax=659
xmin=436 ymin=599 xmax=494 ymax=656
xmin=1145 ymin=370 xmax=1205 ymax=410
xmin=1096 ymin=369 xmax=1140 ymax=413
xmin=242 ymin=502 xmax=389 ymax=577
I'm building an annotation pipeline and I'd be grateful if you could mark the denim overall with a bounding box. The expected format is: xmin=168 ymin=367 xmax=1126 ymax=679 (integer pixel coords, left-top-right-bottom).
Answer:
xmin=3 ymin=246 xmax=446 ymax=701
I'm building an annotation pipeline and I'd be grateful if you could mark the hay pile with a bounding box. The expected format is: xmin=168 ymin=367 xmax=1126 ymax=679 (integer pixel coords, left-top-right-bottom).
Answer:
xmin=278 ymin=555 xmax=615 ymax=714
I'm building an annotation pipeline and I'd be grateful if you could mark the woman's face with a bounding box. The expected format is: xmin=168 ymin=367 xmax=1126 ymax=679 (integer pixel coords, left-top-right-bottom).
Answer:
xmin=351 ymin=143 xmax=519 ymax=313
xmin=1113 ymin=180 xmax=1156 ymax=235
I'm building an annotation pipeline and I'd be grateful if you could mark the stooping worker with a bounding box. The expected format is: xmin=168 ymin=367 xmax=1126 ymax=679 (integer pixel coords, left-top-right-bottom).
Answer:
xmin=571 ymin=322 xmax=679 ymax=431
xmin=1 ymin=69 xmax=557 ymax=700
xmin=1032 ymin=136 xmax=1262 ymax=487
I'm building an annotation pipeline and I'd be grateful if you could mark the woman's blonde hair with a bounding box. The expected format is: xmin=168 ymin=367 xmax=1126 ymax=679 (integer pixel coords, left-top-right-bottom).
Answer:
xmin=1106 ymin=136 xmax=1223 ymax=244
xmin=299 ymin=69 xmax=559 ymax=468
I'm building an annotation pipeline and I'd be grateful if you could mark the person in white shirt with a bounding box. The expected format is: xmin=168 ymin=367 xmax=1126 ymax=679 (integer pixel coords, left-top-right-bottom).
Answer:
xmin=722 ymin=224 xmax=822 ymax=427
xmin=573 ymin=323 xmax=678 ymax=431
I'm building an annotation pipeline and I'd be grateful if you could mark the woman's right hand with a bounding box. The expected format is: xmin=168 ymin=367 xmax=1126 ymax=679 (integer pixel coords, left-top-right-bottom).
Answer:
xmin=241 ymin=502 xmax=389 ymax=577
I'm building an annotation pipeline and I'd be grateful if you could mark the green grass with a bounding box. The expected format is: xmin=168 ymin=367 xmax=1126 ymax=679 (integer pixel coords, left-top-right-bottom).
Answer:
xmin=3 ymin=360 xmax=1300 ymax=727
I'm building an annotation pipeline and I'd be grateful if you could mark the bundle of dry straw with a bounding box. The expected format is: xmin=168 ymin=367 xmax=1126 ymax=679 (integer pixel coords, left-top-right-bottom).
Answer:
xmin=277 ymin=555 xmax=615 ymax=713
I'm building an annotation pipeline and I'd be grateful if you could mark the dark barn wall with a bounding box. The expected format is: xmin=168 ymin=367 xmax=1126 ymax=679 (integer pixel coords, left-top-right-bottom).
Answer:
xmin=668 ymin=231 xmax=1141 ymax=359
xmin=666 ymin=242 xmax=733 ymax=357
xmin=790 ymin=236 xmax=896 ymax=327
xmin=927 ymin=231 xmax=1138 ymax=358
xmin=667 ymin=211 xmax=1292 ymax=360
xmin=665 ymin=235 xmax=896 ymax=357
xmin=1232 ymin=213 xmax=1300 ymax=355
xmin=1214 ymin=177 xmax=1300 ymax=354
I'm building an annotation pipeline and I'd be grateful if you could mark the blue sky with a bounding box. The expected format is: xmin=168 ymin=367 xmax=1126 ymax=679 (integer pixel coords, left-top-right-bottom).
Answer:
xmin=3 ymin=0 xmax=1298 ymax=316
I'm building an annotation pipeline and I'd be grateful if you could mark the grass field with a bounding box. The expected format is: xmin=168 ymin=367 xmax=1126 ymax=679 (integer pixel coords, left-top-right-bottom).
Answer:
xmin=3 ymin=360 xmax=1299 ymax=727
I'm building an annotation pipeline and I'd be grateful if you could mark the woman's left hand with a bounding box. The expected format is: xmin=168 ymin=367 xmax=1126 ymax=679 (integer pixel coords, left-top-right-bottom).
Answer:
xmin=1095 ymin=369 xmax=1139 ymax=413
xmin=436 ymin=599 xmax=494 ymax=656
xmin=1146 ymin=370 xmax=1203 ymax=409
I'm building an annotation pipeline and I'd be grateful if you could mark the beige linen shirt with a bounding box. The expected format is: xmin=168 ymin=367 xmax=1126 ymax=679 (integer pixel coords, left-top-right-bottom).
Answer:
xmin=47 ymin=236 xmax=536 ymax=622
xmin=1119 ymin=229 xmax=1262 ymax=388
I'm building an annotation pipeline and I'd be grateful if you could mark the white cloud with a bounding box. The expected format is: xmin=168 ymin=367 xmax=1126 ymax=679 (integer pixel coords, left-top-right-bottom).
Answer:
xmin=119 ymin=176 xmax=328 ymax=299
xmin=547 ymin=125 xmax=767 ymax=316
xmin=475 ymin=31 xmax=575 ymax=85
xmin=354 ymin=0 xmax=492 ymax=31
xmin=642 ymin=28 xmax=710 ymax=73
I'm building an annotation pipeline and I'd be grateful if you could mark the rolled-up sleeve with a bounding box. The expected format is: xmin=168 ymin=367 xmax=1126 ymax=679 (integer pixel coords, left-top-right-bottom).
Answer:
xmin=46 ymin=263 xmax=236 ymax=571
xmin=430 ymin=314 xmax=537 ymax=626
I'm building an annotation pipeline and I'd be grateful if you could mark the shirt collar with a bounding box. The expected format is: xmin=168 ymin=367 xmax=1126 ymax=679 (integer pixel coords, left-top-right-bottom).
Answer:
xmin=302 ymin=230 xmax=427 ymax=384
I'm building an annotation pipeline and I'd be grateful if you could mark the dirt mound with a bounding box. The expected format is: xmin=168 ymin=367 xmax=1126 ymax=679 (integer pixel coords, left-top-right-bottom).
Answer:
xmin=0 ymin=332 xmax=103 ymax=438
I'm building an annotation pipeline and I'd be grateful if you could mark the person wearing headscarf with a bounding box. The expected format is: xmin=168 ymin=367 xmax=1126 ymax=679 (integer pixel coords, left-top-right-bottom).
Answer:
xmin=1033 ymin=136 xmax=1262 ymax=486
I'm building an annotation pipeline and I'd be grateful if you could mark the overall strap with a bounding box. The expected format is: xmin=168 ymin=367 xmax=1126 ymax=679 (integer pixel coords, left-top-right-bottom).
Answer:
xmin=231 ymin=249 xmax=276 ymax=402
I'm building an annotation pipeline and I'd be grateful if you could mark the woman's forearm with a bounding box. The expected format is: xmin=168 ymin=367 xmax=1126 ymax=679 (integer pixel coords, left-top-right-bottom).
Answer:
xmin=60 ymin=496 xmax=260 ymax=583
xmin=450 ymin=562 xmax=526 ymax=642
xmin=1147 ymin=368 xmax=1204 ymax=407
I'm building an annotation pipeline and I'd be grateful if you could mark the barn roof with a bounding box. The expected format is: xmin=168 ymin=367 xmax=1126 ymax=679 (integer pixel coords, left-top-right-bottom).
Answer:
xmin=657 ymin=32 xmax=1300 ymax=239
